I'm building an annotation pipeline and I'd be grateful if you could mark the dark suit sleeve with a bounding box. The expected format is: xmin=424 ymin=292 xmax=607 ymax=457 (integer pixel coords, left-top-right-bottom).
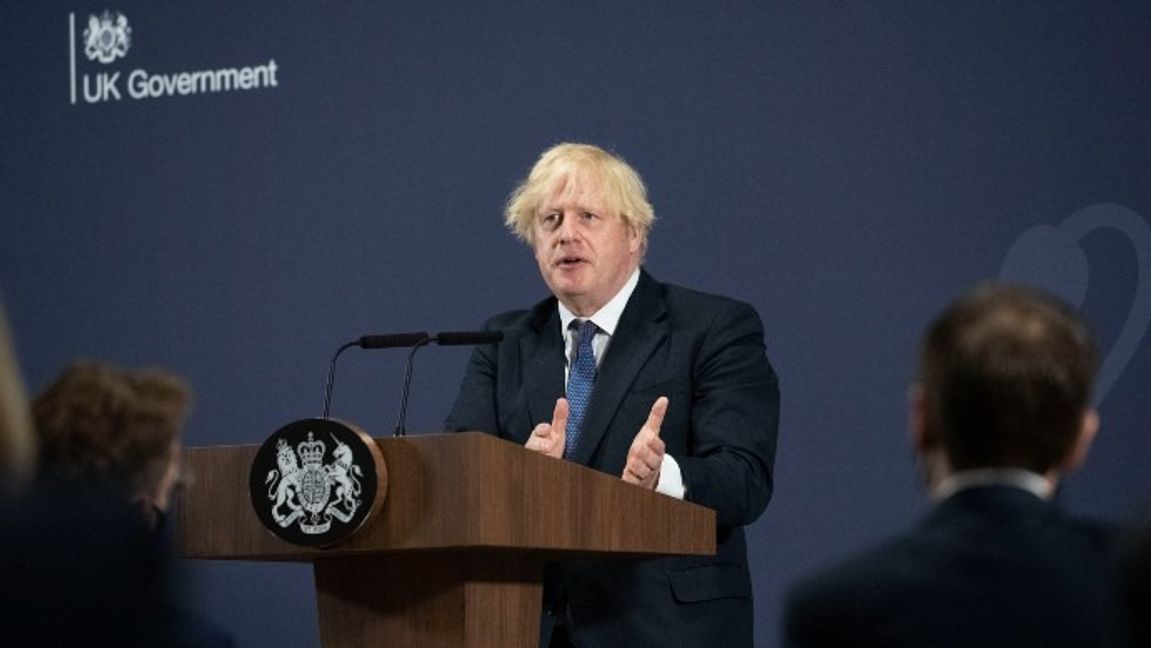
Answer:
xmin=443 ymin=318 xmax=501 ymax=435
xmin=676 ymin=299 xmax=779 ymax=528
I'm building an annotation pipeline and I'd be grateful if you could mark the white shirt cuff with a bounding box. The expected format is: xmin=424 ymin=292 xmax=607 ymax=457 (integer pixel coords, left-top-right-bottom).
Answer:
xmin=655 ymin=453 xmax=686 ymax=499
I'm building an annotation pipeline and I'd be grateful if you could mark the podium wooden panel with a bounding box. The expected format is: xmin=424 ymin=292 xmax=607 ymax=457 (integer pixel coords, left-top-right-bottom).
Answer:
xmin=177 ymin=432 xmax=716 ymax=647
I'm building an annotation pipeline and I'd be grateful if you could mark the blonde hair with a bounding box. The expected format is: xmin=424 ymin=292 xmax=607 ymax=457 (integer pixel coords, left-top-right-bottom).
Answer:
xmin=505 ymin=143 xmax=656 ymax=246
xmin=0 ymin=302 xmax=35 ymax=497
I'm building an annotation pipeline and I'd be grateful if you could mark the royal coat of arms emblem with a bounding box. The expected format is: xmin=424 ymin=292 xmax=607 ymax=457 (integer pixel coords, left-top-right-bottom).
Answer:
xmin=250 ymin=418 xmax=386 ymax=547
xmin=267 ymin=432 xmax=362 ymax=534
xmin=83 ymin=11 xmax=131 ymax=64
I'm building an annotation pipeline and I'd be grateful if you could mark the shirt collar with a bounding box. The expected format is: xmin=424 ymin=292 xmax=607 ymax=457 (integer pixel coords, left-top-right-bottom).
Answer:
xmin=557 ymin=268 xmax=640 ymax=335
xmin=932 ymin=467 xmax=1054 ymax=503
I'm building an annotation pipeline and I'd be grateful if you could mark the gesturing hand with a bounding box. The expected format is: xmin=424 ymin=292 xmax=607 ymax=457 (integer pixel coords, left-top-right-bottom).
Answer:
xmin=622 ymin=396 xmax=668 ymax=490
xmin=524 ymin=397 xmax=568 ymax=459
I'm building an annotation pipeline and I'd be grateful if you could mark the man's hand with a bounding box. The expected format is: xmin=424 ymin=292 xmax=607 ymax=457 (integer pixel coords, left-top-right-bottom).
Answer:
xmin=525 ymin=398 xmax=568 ymax=458
xmin=622 ymin=396 xmax=668 ymax=489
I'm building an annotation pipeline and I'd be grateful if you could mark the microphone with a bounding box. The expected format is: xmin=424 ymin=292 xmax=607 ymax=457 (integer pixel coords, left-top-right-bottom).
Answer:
xmin=394 ymin=330 xmax=504 ymax=437
xmin=322 ymin=332 xmax=429 ymax=419
xmin=432 ymin=331 xmax=504 ymax=346
xmin=359 ymin=332 xmax=431 ymax=349
xmin=320 ymin=329 xmax=504 ymax=435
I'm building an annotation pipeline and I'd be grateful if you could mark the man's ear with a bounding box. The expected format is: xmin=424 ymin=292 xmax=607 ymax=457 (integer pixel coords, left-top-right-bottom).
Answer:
xmin=1060 ymin=408 xmax=1099 ymax=473
xmin=910 ymin=384 xmax=950 ymax=490
xmin=628 ymin=225 xmax=644 ymax=255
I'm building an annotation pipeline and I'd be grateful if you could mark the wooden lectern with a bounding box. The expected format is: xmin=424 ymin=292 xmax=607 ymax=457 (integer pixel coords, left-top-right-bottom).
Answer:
xmin=177 ymin=432 xmax=716 ymax=647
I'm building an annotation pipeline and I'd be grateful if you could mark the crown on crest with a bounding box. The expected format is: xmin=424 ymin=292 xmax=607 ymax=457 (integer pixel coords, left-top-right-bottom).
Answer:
xmin=298 ymin=432 xmax=326 ymax=466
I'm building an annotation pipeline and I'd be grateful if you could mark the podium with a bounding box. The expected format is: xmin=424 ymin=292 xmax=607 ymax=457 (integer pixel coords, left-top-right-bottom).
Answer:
xmin=176 ymin=432 xmax=716 ymax=647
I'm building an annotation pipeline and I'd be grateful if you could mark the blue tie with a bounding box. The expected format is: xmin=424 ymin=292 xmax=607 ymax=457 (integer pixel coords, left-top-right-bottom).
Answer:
xmin=564 ymin=319 xmax=598 ymax=459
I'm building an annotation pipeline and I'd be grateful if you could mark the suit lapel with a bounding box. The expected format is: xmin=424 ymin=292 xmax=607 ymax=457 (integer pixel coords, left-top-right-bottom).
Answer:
xmin=521 ymin=298 xmax=565 ymax=434
xmin=570 ymin=270 xmax=668 ymax=466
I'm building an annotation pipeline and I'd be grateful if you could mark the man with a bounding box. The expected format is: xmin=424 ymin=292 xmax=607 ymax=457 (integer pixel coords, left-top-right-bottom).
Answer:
xmin=783 ymin=284 xmax=1127 ymax=647
xmin=34 ymin=360 xmax=190 ymax=530
xmin=446 ymin=143 xmax=780 ymax=646
xmin=14 ymin=359 xmax=235 ymax=647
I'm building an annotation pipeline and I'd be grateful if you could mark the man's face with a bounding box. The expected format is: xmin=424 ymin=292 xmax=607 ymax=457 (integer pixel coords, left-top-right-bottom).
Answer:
xmin=532 ymin=174 xmax=642 ymax=316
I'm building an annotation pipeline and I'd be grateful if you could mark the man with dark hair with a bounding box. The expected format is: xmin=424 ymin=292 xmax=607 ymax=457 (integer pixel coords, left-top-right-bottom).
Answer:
xmin=783 ymin=283 xmax=1126 ymax=647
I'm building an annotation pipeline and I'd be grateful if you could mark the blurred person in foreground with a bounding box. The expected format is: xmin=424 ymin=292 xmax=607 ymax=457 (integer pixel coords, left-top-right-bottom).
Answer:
xmin=0 ymin=359 xmax=232 ymax=647
xmin=446 ymin=143 xmax=780 ymax=647
xmin=784 ymin=283 xmax=1128 ymax=647
xmin=0 ymin=301 xmax=35 ymax=497
xmin=1123 ymin=519 xmax=1151 ymax=646
xmin=33 ymin=360 xmax=191 ymax=532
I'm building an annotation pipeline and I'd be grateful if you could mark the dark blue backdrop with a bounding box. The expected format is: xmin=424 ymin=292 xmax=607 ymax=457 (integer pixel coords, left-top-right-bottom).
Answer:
xmin=3 ymin=3 xmax=1150 ymax=646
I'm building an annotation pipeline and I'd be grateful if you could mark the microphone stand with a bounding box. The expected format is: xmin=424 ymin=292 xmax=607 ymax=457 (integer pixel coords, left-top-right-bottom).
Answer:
xmin=322 ymin=341 xmax=360 ymax=419
xmin=320 ymin=329 xmax=500 ymax=435
xmin=394 ymin=336 xmax=434 ymax=437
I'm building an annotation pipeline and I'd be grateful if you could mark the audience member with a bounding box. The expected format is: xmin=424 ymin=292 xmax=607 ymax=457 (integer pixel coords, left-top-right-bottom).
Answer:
xmin=783 ymin=283 xmax=1128 ymax=647
xmin=0 ymin=358 xmax=232 ymax=647
xmin=33 ymin=359 xmax=191 ymax=532
xmin=1123 ymin=521 xmax=1151 ymax=646
xmin=0 ymin=301 xmax=35 ymax=497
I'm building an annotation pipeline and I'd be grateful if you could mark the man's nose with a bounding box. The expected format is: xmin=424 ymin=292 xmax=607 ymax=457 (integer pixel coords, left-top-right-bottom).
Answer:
xmin=557 ymin=211 xmax=580 ymax=243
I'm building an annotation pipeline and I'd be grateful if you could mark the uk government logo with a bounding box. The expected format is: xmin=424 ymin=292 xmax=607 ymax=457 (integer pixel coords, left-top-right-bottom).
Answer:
xmin=248 ymin=418 xmax=386 ymax=548
xmin=83 ymin=11 xmax=130 ymax=64
xmin=68 ymin=11 xmax=280 ymax=105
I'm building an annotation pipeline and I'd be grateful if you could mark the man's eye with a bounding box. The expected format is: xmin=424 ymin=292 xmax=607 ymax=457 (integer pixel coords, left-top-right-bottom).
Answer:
xmin=540 ymin=213 xmax=560 ymax=228
xmin=582 ymin=212 xmax=598 ymax=221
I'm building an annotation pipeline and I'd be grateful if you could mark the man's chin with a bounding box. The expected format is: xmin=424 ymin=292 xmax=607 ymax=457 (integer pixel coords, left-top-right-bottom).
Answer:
xmin=546 ymin=274 xmax=585 ymax=294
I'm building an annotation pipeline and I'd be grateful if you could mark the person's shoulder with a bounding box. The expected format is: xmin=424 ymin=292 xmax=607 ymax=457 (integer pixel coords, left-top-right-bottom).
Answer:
xmin=783 ymin=534 xmax=919 ymax=644
xmin=982 ymin=489 xmax=1133 ymax=556
xmin=481 ymin=295 xmax=555 ymax=328
xmin=477 ymin=295 xmax=559 ymax=344
xmin=482 ymin=308 xmax=533 ymax=329
xmin=650 ymin=275 xmax=760 ymax=319
xmin=788 ymin=534 xmax=915 ymax=602
xmin=1059 ymin=510 xmax=1135 ymax=562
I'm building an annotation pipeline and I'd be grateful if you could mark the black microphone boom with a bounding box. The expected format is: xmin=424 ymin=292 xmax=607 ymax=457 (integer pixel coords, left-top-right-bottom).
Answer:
xmin=360 ymin=332 xmax=431 ymax=349
xmin=394 ymin=330 xmax=504 ymax=437
xmin=432 ymin=331 xmax=504 ymax=346
xmin=321 ymin=329 xmax=504 ymax=434
xmin=322 ymin=332 xmax=430 ymax=418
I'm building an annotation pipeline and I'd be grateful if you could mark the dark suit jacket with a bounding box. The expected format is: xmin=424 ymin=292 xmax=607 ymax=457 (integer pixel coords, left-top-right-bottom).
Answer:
xmin=1123 ymin=524 xmax=1151 ymax=646
xmin=783 ymin=485 xmax=1129 ymax=648
xmin=0 ymin=479 xmax=234 ymax=647
xmin=446 ymin=269 xmax=780 ymax=647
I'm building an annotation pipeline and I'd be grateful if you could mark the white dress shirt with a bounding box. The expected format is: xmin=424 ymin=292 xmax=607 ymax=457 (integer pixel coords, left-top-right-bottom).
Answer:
xmin=556 ymin=268 xmax=686 ymax=499
xmin=932 ymin=467 xmax=1054 ymax=503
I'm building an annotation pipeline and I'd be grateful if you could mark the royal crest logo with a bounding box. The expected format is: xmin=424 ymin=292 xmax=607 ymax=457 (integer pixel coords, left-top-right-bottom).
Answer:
xmin=264 ymin=431 xmax=364 ymax=536
xmin=250 ymin=418 xmax=385 ymax=547
xmin=83 ymin=11 xmax=131 ymax=64
xmin=69 ymin=10 xmax=280 ymax=106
